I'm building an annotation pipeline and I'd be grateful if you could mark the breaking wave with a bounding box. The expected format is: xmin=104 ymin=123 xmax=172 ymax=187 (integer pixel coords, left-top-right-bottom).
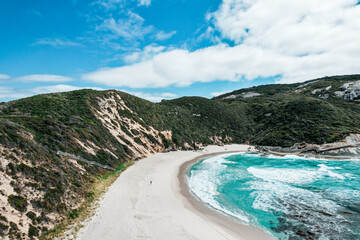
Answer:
xmin=188 ymin=153 xmax=360 ymax=239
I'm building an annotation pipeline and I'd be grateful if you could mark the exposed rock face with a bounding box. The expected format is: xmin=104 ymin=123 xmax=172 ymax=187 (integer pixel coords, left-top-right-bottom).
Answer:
xmin=294 ymin=80 xmax=319 ymax=93
xmin=310 ymin=86 xmax=332 ymax=100
xmin=91 ymin=91 xmax=169 ymax=159
xmin=335 ymin=80 xmax=360 ymax=101
xmin=222 ymin=92 xmax=261 ymax=99
xmin=297 ymin=80 xmax=318 ymax=89
xmin=242 ymin=92 xmax=261 ymax=98
xmin=209 ymin=135 xmax=232 ymax=146
xmin=222 ymin=94 xmax=238 ymax=99
xmin=311 ymin=86 xmax=332 ymax=95
xmin=258 ymin=134 xmax=360 ymax=158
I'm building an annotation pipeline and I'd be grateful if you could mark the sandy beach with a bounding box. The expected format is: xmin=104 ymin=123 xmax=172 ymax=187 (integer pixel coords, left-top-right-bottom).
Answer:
xmin=76 ymin=145 xmax=274 ymax=240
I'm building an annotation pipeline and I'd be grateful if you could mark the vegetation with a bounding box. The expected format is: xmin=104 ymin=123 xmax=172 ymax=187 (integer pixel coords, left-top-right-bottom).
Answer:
xmin=214 ymin=74 xmax=360 ymax=146
xmin=8 ymin=195 xmax=28 ymax=212
xmin=41 ymin=160 xmax=134 ymax=240
xmin=0 ymin=74 xmax=359 ymax=238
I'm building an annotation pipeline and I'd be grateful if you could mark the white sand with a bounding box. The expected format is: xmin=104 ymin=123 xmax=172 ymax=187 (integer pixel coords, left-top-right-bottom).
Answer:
xmin=76 ymin=145 xmax=274 ymax=240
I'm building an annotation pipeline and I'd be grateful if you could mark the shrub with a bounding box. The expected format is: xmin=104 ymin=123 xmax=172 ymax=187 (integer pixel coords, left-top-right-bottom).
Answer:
xmin=69 ymin=209 xmax=79 ymax=219
xmin=26 ymin=211 xmax=36 ymax=221
xmin=28 ymin=224 xmax=39 ymax=237
xmin=8 ymin=195 xmax=28 ymax=212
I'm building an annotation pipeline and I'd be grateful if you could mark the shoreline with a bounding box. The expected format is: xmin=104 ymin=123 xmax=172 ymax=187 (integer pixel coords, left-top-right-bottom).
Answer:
xmin=75 ymin=145 xmax=274 ymax=240
xmin=260 ymin=149 xmax=360 ymax=161
xmin=178 ymin=150 xmax=274 ymax=240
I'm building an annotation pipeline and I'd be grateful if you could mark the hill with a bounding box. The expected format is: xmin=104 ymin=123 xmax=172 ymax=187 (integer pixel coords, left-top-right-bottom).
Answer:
xmin=0 ymin=74 xmax=359 ymax=239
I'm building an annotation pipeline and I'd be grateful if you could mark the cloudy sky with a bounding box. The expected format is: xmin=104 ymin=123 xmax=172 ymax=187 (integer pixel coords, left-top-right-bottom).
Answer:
xmin=1 ymin=0 xmax=359 ymax=102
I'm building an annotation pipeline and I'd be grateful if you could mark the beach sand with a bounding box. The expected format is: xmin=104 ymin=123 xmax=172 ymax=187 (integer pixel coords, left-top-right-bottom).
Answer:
xmin=76 ymin=145 xmax=274 ymax=240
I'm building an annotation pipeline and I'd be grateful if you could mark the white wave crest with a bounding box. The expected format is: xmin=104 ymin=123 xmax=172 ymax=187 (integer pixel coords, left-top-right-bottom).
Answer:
xmin=188 ymin=154 xmax=250 ymax=223
xmin=247 ymin=167 xmax=319 ymax=184
xmin=318 ymin=164 xmax=345 ymax=180
xmin=248 ymin=164 xmax=346 ymax=184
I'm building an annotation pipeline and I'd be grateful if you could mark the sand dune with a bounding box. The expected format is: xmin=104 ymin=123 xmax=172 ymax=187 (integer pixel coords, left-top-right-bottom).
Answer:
xmin=76 ymin=145 xmax=273 ymax=240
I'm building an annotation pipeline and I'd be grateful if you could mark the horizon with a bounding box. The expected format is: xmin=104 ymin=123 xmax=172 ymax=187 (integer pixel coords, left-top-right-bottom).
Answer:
xmin=1 ymin=0 xmax=360 ymax=102
xmin=2 ymin=73 xmax=359 ymax=104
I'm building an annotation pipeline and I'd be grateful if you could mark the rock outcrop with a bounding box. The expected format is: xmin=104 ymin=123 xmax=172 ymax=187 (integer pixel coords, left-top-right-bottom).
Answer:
xmin=258 ymin=134 xmax=360 ymax=158
xmin=222 ymin=91 xmax=261 ymax=99
xmin=335 ymin=80 xmax=360 ymax=101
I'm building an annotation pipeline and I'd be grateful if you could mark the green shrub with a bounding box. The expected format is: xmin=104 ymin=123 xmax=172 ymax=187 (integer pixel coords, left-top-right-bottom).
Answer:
xmin=86 ymin=192 xmax=95 ymax=201
xmin=28 ymin=224 xmax=39 ymax=237
xmin=8 ymin=195 xmax=28 ymax=212
xmin=26 ymin=211 xmax=36 ymax=221
xmin=69 ymin=209 xmax=79 ymax=219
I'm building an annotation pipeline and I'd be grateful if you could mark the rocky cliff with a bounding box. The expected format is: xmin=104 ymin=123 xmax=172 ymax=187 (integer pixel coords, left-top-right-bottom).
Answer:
xmin=257 ymin=134 xmax=360 ymax=158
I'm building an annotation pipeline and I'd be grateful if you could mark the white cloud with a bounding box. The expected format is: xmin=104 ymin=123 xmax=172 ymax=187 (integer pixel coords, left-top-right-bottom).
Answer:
xmin=97 ymin=11 xmax=153 ymax=42
xmin=160 ymin=92 xmax=177 ymax=98
xmin=211 ymin=91 xmax=228 ymax=97
xmin=209 ymin=0 xmax=360 ymax=83
xmin=94 ymin=0 xmax=151 ymax=8
xmin=197 ymin=26 xmax=221 ymax=44
xmin=31 ymin=85 xmax=102 ymax=94
xmin=0 ymin=74 xmax=10 ymax=80
xmin=138 ymin=0 xmax=151 ymax=7
xmin=0 ymin=87 xmax=29 ymax=99
xmin=83 ymin=0 xmax=360 ymax=87
xmin=90 ymin=4 xmax=170 ymax=49
xmin=155 ymin=30 xmax=176 ymax=41
xmin=121 ymin=90 xmax=177 ymax=102
xmin=15 ymin=75 xmax=73 ymax=83
xmin=34 ymin=38 xmax=83 ymax=47
xmin=82 ymin=44 xmax=289 ymax=88
xmin=92 ymin=0 xmax=125 ymax=10
xmin=123 ymin=44 xmax=165 ymax=63
xmin=0 ymin=85 xmax=103 ymax=100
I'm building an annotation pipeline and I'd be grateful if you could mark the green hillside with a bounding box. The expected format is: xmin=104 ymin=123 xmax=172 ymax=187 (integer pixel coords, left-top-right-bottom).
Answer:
xmin=0 ymin=74 xmax=359 ymax=239
xmin=214 ymin=74 xmax=360 ymax=146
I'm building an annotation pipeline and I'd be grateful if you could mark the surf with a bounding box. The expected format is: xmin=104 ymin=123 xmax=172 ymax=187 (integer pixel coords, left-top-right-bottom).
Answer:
xmin=188 ymin=153 xmax=360 ymax=239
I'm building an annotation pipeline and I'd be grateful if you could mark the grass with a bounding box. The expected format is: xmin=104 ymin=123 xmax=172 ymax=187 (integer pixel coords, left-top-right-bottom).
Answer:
xmin=40 ymin=160 xmax=134 ymax=240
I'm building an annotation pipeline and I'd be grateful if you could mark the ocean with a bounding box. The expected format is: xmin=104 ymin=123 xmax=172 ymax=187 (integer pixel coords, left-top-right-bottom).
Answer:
xmin=188 ymin=153 xmax=360 ymax=240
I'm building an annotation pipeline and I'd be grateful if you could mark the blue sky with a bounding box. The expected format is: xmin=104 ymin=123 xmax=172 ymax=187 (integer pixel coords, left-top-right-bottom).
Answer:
xmin=1 ymin=0 xmax=359 ymax=102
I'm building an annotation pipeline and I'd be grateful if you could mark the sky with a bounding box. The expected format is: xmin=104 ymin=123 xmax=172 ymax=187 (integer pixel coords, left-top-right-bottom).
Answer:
xmin=0 ymin=0 xmax=359 ymax=102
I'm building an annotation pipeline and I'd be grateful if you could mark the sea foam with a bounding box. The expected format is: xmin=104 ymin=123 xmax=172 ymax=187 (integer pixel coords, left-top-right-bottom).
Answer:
xmin=188 ymin=153 xmax=360 ymax=239
xmin=188 ymin=153 xmax=250 ymax=223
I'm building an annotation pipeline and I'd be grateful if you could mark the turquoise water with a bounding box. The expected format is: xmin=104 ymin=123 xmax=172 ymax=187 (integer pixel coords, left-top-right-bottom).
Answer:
xmin=188 ymin=153 xmax=360 ymax=240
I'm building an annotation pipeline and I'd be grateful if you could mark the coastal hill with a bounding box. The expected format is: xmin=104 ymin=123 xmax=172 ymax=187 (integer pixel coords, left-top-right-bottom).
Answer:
xmin=0 ymin=74 xmax=359 ymax=239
